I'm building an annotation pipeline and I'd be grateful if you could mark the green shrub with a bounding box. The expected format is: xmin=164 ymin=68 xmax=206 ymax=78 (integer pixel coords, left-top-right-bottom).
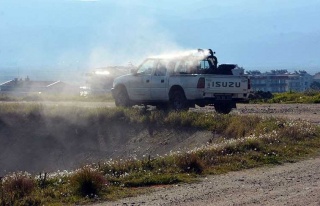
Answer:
xmin=70 ymin=167 xmax=107 ymax=198
xmin=176 ymin=153 xmax=204 ymax=174
xmin=266 ymin=91 xmax=320 ymax=103
xmin=248 ymin=91 xmax=320 ymax=103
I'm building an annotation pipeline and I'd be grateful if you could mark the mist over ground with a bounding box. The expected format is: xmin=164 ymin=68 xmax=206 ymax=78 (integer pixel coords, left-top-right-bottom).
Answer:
xmin=1 ymin=0 xmax=320 ymax=81
xmin=0 ymin=106 xmax=212 ymax=176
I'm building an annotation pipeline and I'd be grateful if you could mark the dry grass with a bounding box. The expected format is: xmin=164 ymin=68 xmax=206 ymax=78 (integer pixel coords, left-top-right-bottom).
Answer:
xmin=0 ymin=105 xmax=320 ymax=205
xmin=70 ymin=167 xmax=107 ymax=198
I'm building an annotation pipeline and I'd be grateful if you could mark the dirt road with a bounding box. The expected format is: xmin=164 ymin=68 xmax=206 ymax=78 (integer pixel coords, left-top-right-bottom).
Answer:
xmin=235 ymin=103 xmax=320 ymax=125
xmin=98 ymin=157 xmax=320 ymax=206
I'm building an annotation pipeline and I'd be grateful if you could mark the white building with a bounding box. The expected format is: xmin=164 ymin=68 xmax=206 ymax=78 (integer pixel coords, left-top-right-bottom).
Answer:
xmin=247 ymin=70 xmax=313 ymax=93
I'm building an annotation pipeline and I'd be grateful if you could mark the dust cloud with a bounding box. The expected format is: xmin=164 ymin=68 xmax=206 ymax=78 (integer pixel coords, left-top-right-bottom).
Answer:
xmin=0 ymin=107 xmax=211 ymax=176
xmin=4 ymin=2 xmax=185 ymax=85
xmin=0 ymin=108 xmax=129 ymax=176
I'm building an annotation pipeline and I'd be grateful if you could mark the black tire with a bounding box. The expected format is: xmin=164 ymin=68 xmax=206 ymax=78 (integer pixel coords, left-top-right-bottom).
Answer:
xmin=114 ymin=86 xmax=131 ymax=107
xmin=214 ymin=102 xmax=233 ymax=114
xmin=170 ymin=90 xmax=189 ymax=111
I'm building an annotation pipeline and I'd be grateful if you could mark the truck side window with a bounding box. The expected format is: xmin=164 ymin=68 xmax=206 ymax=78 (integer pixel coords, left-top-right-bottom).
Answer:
xmin=197 ymin=60 xmax=210 ymax=74
xmin=174 ymin=60 xmax=187 ymax=74
xmin=154 ymin=61 xmax=167 ymax=76
xmin=137 ymin=59 xmax=155 ymax=75
xmin=200 ymin=60 xmax=210 ymax=70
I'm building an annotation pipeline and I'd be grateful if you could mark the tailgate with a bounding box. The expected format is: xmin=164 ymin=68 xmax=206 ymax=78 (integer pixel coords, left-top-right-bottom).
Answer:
xmin=204 ymin=75 xmax=249 ymax=94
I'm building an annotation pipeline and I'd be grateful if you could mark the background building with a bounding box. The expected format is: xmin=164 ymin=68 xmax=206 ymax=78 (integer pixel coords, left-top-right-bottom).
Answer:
xmin=247 ymin=70 xmax=313 ymax=93
xmin=0 ymin=77 xmax=79 ymax=96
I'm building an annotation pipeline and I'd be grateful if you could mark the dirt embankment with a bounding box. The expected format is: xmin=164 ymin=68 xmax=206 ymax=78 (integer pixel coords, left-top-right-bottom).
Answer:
xmin=1 ymin=103 xmax=320 ymax=205
xmin=0 ymin=111 xmax=212 ymax=176
xmin=1 ymin=103 xmax=319 ymax=176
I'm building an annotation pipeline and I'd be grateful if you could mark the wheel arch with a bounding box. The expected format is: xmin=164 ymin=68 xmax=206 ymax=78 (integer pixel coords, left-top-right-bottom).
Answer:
xmin=113 ymin=83 xmax=133 ymax=107
xmin=169 ymin=85 xmax=185 ymax=99
xmin=114 ymin=83 xmax=129 ymax=97
xmin=114 ymin=83 xmax=127 ymax=91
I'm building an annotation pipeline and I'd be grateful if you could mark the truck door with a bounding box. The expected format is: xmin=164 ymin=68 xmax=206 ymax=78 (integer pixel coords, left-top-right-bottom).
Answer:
xmin=150 ymin=60 xmax=169 ymax=100
xmin=128 ymin=59 xmax=154 ymax=101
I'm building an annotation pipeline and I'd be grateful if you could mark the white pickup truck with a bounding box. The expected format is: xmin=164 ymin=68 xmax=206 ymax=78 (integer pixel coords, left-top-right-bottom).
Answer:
xmin=111 ymin=49 xmax=250 ymax=114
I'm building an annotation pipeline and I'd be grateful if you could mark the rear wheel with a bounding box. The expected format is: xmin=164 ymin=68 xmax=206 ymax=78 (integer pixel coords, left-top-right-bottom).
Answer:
xmin=170 ymin=90 xmax=189 ymax=111
xmin=214 ymin=102 xmax=233 ymax=114
xmin=114 ymin=86 xmax=131 ymax=107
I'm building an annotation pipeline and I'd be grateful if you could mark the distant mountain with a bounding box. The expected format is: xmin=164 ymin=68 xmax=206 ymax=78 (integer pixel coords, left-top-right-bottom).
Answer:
xmin=0 ymin=67 xmax=87 ymax=85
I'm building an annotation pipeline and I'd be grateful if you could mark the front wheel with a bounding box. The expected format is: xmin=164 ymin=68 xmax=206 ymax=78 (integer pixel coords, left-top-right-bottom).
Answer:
xmin=170 ymin=90 xmax=189 ymax=111
xmin=114 ymin=87 xmax=131 ymax=107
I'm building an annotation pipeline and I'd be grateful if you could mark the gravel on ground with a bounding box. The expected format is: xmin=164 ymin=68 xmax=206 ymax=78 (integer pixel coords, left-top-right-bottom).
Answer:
xmin=94 ymin=156 xmax=320 ymax=206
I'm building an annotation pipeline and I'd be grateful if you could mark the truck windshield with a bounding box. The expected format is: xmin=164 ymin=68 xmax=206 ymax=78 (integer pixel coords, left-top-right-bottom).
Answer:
xmin=136 ymin=59 xmax=155 ymax=75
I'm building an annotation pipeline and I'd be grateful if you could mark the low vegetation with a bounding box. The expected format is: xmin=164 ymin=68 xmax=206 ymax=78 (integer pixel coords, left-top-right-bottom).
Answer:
xmin=0 ymin=105 xmax=320 ymax=205
xmin=250 ymin=90 xmax=320 ymax=103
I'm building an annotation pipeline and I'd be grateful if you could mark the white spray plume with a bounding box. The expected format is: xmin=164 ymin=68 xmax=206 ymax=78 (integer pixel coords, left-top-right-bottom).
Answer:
xmin=84 ymin=8 xmax=185 ymax=69
xmin=149 ymin=49 xmax=211 ymax=60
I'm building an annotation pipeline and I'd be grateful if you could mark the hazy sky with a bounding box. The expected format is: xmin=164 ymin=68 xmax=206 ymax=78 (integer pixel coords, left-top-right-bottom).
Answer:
xmin=1 ymin=0 xmax=320 ymax=74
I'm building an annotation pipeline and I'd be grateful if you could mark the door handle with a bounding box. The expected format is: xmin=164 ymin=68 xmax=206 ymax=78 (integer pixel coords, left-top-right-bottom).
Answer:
xmin=161 ymin=79 xmax=164 ymax=83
